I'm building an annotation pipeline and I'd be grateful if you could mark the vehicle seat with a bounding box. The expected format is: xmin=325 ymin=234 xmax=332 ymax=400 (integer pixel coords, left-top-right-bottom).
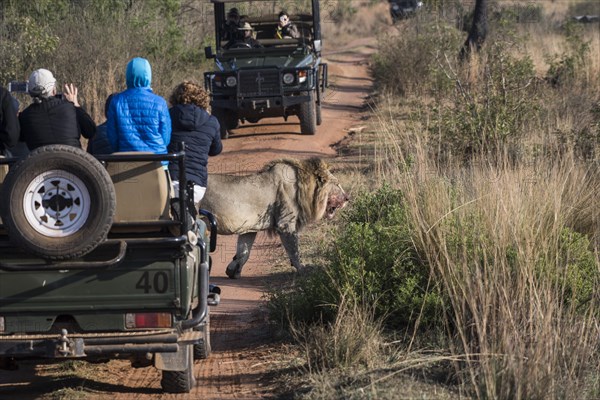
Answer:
xmin=106 ymin=153 xmax=172 ymax=232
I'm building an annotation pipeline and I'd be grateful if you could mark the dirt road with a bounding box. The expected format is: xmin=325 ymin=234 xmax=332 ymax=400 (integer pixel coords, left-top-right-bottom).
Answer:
xmin=0 ymin=32 xmax=376 ymax=400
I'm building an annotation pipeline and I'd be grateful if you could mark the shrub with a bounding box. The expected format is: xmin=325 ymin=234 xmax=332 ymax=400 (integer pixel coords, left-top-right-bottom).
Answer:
xmin=545 ymin=21 xmax=591 ymax=86
xmin=431 ymin=39 xmax=538 ymax=161
xmin=327 ymin=185 xmax=445 ymax=330
xmin=371 ymin=20 xmax=462 ymax=96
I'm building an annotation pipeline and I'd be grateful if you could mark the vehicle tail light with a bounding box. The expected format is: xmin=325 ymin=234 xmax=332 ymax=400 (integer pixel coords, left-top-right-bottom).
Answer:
xmin=0 ymin=316 xmax=4 ymax=332
xmin=125 ymin=313 xmax=172 ymax=329
xmin=298 ymin=70 xmax=308 ymax=83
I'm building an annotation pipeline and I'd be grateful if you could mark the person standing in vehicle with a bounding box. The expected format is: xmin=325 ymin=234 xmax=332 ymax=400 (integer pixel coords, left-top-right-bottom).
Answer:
xmin=167 ymin=81 xmax=222 ymax=205
xmin=223 ymin=7 xmax=242 ymax=43
xmin=0 ymin=86 xmax=20 ymax=156
xmin=106 ymin=57 xmax=171 ymax=163
xmin=275 ymin=11 xmax=300 ymax=39
xmin=19 ymin=69 xmax=96 ymax=151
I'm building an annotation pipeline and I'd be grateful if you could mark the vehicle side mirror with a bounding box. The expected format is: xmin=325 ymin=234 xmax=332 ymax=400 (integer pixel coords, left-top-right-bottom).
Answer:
xmin=205 ymin=46 xmax=215 ymax=59
xmin=313 ymin=40 xmax=322 ymax=53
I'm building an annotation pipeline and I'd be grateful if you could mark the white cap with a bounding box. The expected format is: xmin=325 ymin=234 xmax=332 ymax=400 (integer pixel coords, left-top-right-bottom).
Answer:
xmin=28 ymin=68 xmax=56 ymax=97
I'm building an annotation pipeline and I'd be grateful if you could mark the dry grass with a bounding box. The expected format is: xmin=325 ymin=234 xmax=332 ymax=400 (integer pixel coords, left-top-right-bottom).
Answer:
xmin=364 ymin=95 xmax=600 ymax=398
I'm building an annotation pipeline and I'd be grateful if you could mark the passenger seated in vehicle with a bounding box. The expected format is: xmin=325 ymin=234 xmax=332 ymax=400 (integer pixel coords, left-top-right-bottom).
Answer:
xmin=87 ymin=93 xmax=115 ymax=155
xmin=275 ymin=11 xmax=300 ymax=39
xmin=167 ymin=81 xmax=222 ymax=206
xmin=222 ymin=7 xmax=242 ymax=43
xmin=19 ymin=69 xmax=96 ymax=151
xmin=0 ymin=86 xmax=19 ymax=157
xmin=224 ymin=22 xmax=262 ymax=49
xmin=106 ymin=57 xmax=171 ymax=166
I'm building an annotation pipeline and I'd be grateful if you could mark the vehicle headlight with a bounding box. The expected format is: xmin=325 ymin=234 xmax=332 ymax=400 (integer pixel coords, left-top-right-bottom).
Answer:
xmin=226 ymin=76 xmax=237 ymax=87
xmin=282 ymin=73 xmax=295 ymax=85
xmin=298 ymin=71 xmax=307 ymax=83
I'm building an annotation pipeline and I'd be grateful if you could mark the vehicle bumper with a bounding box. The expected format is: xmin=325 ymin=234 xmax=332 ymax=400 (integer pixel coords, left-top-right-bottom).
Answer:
xmin=0 ymin=329 xmax=201 ymax=358
xmin=212 ymin=94 xmax=310 ymax=111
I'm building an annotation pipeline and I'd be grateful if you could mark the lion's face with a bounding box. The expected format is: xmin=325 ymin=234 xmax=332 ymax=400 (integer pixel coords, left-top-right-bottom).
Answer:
xmin=323 ymin=178 xmax=349 ymax=220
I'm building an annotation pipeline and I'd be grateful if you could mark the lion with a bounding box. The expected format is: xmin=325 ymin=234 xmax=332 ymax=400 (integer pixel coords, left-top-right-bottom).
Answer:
xmin=201 ymin=158 xmax=349 ymax=279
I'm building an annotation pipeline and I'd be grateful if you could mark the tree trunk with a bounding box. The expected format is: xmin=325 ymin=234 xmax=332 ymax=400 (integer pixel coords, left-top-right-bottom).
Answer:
xmin=460 ymin=0 xmax=488 ymax=60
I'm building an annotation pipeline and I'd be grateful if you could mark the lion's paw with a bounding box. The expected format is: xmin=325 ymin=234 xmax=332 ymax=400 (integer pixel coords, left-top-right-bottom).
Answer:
xmin=226 ymin=260 xmax=242 ymax=279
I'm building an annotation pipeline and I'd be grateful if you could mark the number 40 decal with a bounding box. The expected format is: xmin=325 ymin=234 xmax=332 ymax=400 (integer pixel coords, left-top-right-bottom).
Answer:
xmin=136 ymin=271 xmax=169 ymax=294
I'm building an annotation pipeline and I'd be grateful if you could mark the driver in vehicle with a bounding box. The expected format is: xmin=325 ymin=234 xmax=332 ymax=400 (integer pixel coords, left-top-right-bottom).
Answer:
xmin=275 ymin=11 xmax=300 ymax=39
xmin=224 ymin=22 xmax=262 ymax=49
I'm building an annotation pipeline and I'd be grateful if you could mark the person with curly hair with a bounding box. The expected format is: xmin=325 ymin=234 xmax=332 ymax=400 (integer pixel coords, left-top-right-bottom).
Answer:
xmin=168 ymin=81 xmax=222 ymax=206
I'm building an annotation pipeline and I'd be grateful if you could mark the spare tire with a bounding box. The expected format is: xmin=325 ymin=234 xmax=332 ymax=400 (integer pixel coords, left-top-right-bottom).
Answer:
xmin=0 ymin=145 xmax=116 ymax=260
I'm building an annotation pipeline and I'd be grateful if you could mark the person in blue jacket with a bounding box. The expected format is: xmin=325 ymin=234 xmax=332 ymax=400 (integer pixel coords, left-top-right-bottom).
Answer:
xmin=106 ymin=57 xmax=171 ymax=164
xmin=167 ymin=81 xmax=222 ymax=205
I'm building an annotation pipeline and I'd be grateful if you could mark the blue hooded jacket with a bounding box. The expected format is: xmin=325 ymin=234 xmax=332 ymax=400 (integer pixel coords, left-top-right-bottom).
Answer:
xmin=106 ymin=57 xmax=171 ymax=160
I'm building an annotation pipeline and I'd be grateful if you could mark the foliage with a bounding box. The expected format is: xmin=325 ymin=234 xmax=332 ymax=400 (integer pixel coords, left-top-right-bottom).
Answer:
xmin=545 ymin=21 xmax=591 ymax=86
xmin=540 ymin=228 xmax=599 ymax=312
xmin=372 ymin=20 xmax=463 ymax=96
xmin=0 ymin=0 xmax=214 ymax=121
xmin=431 ymin=40 xmax=538 ymax=160
xmin=327 ymin=185 xmax=445 ymax=330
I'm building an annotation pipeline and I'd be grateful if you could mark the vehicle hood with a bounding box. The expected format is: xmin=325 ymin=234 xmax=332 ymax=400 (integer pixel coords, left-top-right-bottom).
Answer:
xmin=215 ymin=53 xmax=315 ymax=72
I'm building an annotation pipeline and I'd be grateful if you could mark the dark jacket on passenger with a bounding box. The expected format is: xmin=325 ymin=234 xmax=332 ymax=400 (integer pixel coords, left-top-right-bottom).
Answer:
xmin=86 ymin=122 xmax=113 ymax=155
xmin=0 ymin=86 xmax=20 ymax=155
xmin=19 ymin=96 xmax=96 ymax=150
xmin=167 ymin=104 xmax=222 ymax=187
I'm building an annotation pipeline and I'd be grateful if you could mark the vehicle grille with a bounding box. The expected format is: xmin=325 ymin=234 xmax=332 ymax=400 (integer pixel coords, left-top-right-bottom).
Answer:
xmin=238 ymin=69 xmax=280 ymax=97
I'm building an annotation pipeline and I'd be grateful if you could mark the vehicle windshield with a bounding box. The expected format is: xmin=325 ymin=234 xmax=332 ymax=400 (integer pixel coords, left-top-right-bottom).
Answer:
xmin=217 ymin=1 xmax=315 ymax=53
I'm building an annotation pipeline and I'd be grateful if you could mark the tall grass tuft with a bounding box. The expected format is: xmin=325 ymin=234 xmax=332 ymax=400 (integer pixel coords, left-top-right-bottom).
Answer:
xmin=374 ymin=105 xmax=600 ymax=399
xmin=290 ymin=295 xmax=385 ymax=373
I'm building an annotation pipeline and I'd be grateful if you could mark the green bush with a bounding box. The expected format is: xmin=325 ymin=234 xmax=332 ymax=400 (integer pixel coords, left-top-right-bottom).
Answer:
xmin=545 ymin=22 xmax=591 ymax=86
xmin=540 ymin=228 xmax=599 ymax=312
xmin=268 ymin=186 xmax=446 ymax=332
xmin=327 ymin=185 xmax=445 ymax=330
xmin=431 ymin=40 xmax=538 ymax=160
xmin=371 ymin=20 xmax=462 ymax=96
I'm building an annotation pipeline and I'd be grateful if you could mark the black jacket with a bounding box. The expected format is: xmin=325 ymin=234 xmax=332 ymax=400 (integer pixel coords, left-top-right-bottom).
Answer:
xmin=168 ymin=104 xmax=222 ymax=187
xmin=19 ymin=96 xmax=96 ymax=150
xmin=0 ymin=87 xmax=20 ymax=155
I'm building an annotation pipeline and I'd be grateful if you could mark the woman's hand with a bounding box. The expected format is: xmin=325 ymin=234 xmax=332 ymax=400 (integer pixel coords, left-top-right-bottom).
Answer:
xmin=63 ymin=83 xmax=80 ymax=107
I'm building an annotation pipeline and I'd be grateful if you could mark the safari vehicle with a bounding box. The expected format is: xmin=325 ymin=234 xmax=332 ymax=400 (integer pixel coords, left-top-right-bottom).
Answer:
xmin=204 ymin=0 xmax=328 ymax=138
xmin=389 ymin=0 xmax=423 ymax=22
xmin=0 ymin=145 xmax=219 ymax=393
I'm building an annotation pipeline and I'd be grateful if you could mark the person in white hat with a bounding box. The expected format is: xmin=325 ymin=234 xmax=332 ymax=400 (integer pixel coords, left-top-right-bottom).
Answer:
xmin=224 ymin=22 xmax=262 ymax=49
xmin=19 ymin=68 xmax=96 ymax=150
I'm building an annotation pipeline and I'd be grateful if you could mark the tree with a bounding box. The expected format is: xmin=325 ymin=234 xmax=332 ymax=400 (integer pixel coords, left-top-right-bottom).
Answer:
xmin=460 ymin=0 xmax=488 ymax=60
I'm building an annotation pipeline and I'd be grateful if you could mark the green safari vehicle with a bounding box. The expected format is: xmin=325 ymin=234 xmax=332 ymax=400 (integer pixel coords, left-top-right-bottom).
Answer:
xmin=204 ymin=0 xmax=328 ymax=138
xmin=0 ymin=144 xmax=219 ymax=393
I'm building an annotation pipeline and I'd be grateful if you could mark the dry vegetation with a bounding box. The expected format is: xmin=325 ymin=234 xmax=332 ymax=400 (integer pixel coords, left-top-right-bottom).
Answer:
xmin=270 ymin=1 xmax=600 ymax=399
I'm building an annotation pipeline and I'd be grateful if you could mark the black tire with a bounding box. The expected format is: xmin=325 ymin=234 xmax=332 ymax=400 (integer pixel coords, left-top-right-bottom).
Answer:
xmin=213 ymin=107 xmax=238 ymax=139
xmin=0 ymin=145 xmax=116 ymax=260
xmin=316 ymin=101 xmax=322 ymax=126
xmin=194 ymin=313 xmax=211 ymax=359
xmin=298 ymin=91 xmax=317 ymax=135
xmin=160 ymin=345 xmax=196 ymax=393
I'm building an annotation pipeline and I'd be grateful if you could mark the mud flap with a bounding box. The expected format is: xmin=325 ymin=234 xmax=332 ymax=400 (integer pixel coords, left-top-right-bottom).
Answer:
xmin=155 ymin=344 xmax=192 ymax=372
xmin=155 ymin=331 xmax=201 ymax=371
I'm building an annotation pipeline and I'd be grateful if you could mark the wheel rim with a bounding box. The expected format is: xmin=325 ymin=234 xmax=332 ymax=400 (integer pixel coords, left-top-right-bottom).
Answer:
xmin=22 ymin=169 xmax=91 ymax=237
